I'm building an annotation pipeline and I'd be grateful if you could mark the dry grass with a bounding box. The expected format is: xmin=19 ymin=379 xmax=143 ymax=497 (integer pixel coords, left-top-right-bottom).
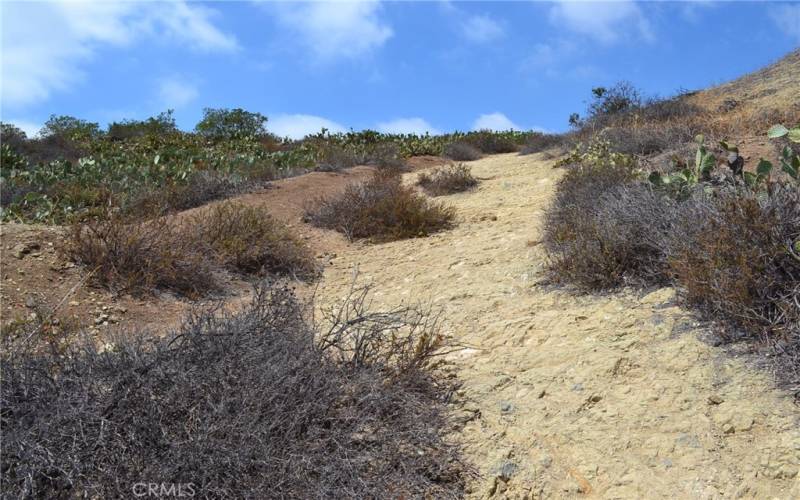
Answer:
xmin=685 ymin=49 xmax=800 ymax=135
xmin=417 ymin=163 xmax=479 ymax=196
xmin=1 ymin=282 xmax=467 ymax=498
xmin=306 ymin=171 xmax=455 ymax=242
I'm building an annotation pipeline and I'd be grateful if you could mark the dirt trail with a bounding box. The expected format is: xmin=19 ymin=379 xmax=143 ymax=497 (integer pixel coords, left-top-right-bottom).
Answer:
xmin=314 ymin=153 xmax=800 ymax=499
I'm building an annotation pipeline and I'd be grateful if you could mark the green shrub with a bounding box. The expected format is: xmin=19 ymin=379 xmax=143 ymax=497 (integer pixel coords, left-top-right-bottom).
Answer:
xmin=195 ymin=108 xmax=268 ymax=140
xmin=463 ymin=130 xmax=519 ymax=154
xmin=417 ymin=163 xmax=479 ymax=196
xmin=40 ymin=115 xmax=101 ymax=142
xmin=107 ymin=110 xmax=178 ymax=140
xmin=306 ymin=171 xmax=455 ymax=241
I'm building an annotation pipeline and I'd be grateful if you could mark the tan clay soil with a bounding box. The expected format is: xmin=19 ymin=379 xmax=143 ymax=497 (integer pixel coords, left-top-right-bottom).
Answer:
xmin=2 ymin=152 xmax=799 ymax=498
xmin=0 ymin=165 xmax=374 ymax=336
xmin=313 ymin=152 xmax=800 ymax=499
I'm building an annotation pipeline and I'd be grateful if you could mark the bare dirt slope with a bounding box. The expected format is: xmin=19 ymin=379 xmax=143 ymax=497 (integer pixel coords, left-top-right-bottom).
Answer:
xmin=314 ymin=153 xmax=800 ymax=499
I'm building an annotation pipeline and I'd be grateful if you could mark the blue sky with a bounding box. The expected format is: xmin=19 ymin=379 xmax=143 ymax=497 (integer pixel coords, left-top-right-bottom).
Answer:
xmin=2 ymin=1 xmax=799 ymax=138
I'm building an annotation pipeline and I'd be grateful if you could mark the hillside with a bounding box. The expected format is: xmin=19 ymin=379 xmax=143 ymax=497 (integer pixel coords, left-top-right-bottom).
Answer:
xmin=2 ymin=52 xmax=799 ymax=498
xmin=687 ymin=49 xmax=800 ymax=137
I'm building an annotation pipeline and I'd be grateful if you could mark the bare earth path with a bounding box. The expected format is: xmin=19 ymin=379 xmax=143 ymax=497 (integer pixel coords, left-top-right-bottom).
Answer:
xmin=315 ymin=153 xmax=800 ymax=499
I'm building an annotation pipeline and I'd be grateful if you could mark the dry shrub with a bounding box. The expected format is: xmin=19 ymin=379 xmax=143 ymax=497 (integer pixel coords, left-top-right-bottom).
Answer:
xmin=542 ymin=153 xmax=650 ymax=289
xmin=463 ymin=131 xmax=518 ymax=154
xmin=306 ymin=171 xmax=455 ymax=242
xmin=639 ymin=96 xmax=702 ymax=122
xmin=192 ymin=202 xmax=318 ymax=279
xmin=544 ymin=182 xmax=676 ymax=289
xmin=61 ymin=214 xmax=217 ymax=297
xmin=417 ymin=163 xmax=479 ymax=196
xmin=665 ymin=187 xmax=800 ymax=343
xmin=519 ymin=133 xmax=564 ymax=155
xmin=315 ymin=143 xmax=358 ymax=172
xmin=0 ymin=282 xmax=467 ymax=498
xmin=125 ymin=171 xmax=244 ymax=216
xmin=64 ymin=203 xmax=316 ymax=296
xmin=444 ymin=142 xmax=482 ymax=161
xmin=601 ymin=122 xmax=695 ymax=156
xmin=368 ymin=142 xmax=408 ymax=172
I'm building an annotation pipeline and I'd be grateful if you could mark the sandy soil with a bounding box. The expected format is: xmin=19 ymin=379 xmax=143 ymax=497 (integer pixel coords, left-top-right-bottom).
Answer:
xmin=313 ymin=152 xmax=800 ymax=499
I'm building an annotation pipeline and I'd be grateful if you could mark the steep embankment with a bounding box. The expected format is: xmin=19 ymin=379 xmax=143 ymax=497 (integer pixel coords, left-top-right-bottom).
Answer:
xmin=314 ymin=153 xmax=800 ymax=498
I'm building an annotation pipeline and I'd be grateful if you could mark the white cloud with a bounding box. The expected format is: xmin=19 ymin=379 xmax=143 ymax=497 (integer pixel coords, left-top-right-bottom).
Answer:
xmin=548 ymin=0 xmax=653 ymax=44
xmin=268 ymin=114 xmax=347 ymax=139
xmin=770 ymin=4 xmax=800 ymax=43
xmin=4 ymin=120 xmax=42 ymax=138
xmin=376 ymin=118 xmax=440 ymax=135
xmin=472 ymin=113 xmax=521 ymax=131
xmin=461 ymin=14 xmax=505 ymax=43
xmin=440 ymin=1 xmax=505 ymax=44
xmin=271 ymin=0 xmax=392 ymax=61
xmin=1 ymin=1 xmax=236 ymax=108
xmin=157 ymin=77 xmax=199 ymax=109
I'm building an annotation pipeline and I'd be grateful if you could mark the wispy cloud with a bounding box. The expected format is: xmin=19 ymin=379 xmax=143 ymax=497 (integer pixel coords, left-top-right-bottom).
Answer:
xmin=472 ymin=113 xmax=520 ymax=131
xmin=1 ymin=1 xmax=236 ymax=108
xmin=770 ymin=4 xmax=800 ymax=43
xmin=157 ymin=77 xmax=199 ymax=109
xmin=270 ymin=0 xmax=392 ymax=61
xmin=377 ymin=117 xmax=440 ymax=135
xmin=268 ymin=114 xmax=346 ymax=139
xmin=461 ymin=14 xmax=505 ymax=43
xmin=548 ymin=0 xmax=654 ymax=44
xmin=441 ymin=1 xmax=505 ymax=44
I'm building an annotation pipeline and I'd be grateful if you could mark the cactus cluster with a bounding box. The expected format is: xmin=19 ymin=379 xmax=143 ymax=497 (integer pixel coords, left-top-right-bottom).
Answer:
xmin=647 ymin=134 xmax=715 ymax=199
xmin=648 ymin=124 xmax=800 ymax=196
xmin=759 ymin=124 xmax=800 ymax=183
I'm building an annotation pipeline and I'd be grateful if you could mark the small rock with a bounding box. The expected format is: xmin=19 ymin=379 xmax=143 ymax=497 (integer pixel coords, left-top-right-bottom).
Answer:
xmin=494 ymin=461 xmax=518 ymax=481
xmin=12 ymin=242 xmax=39 ymax=259
xmin=499 ymin=401 xmax=514 ymax=413
xmin=24 ymin=296 xmax=37 ymax=309
xmin=537 ymin=389 xmax=546 ymax=398
xmin=68 ymin=301 xmax=80 ymax=307
xmin=708 ymin=394 xmax=724 ymax=405
xmin=722 ymin=423 xmax=735 ymax=435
